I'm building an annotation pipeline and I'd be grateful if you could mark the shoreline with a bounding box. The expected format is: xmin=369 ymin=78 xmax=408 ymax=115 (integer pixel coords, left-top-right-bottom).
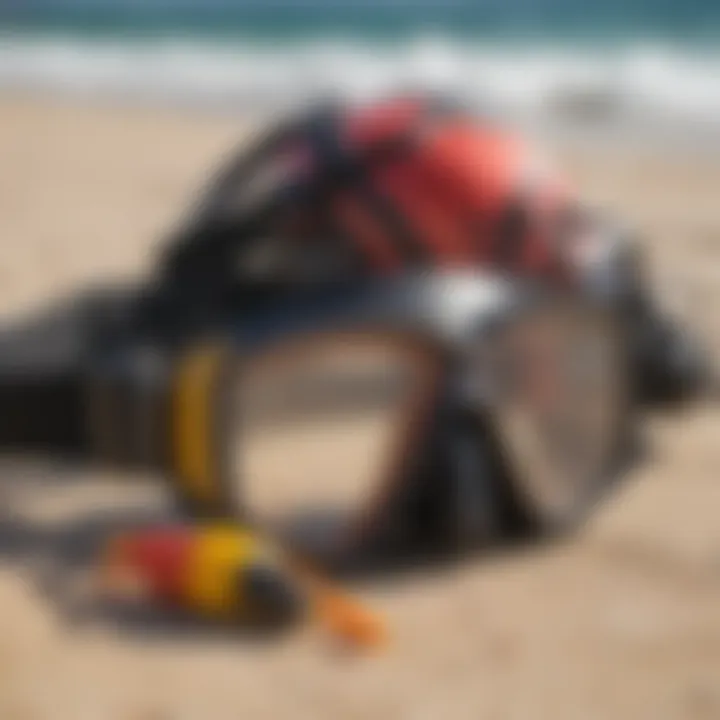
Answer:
xmin=5 ymin=86 xmax=720 ymax=163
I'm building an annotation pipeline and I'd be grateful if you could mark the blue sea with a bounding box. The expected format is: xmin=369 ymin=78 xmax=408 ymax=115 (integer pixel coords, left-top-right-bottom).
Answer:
xmin=1 ymin=1 xmax=719 ymax=131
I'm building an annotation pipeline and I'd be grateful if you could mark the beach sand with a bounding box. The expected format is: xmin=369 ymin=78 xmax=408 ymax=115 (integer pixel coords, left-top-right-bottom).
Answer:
xmin=0 ymin=97 xmax=718 ymax=720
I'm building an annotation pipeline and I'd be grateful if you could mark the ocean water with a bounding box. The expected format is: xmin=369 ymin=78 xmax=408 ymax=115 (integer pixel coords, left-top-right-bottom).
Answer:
xmin=1 ymin=1 xmax=719 ymax=134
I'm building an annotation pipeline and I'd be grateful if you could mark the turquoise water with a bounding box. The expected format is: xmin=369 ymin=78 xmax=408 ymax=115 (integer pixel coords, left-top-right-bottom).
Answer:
xmin=3 ymin=0 xmax=720 ymax=42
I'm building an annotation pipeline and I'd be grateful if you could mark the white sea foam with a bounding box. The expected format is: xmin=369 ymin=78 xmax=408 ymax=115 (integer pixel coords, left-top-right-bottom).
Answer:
xmin=1 ymin=33 xmax=718 ymax=136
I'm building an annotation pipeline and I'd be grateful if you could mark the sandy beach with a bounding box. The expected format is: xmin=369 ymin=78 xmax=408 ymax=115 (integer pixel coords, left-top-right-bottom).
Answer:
xmin=0 ymin=96 xmax=718 ymax=720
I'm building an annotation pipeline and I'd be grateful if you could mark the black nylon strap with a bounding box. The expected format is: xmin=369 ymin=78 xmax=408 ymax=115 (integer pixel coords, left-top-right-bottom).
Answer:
xmin=164 ymin=95 xmax=464 ymax=282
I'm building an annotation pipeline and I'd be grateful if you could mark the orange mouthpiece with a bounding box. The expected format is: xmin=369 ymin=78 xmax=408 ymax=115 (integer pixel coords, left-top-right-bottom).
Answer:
xmin=314 ymin=587 xmax=388 ymax=651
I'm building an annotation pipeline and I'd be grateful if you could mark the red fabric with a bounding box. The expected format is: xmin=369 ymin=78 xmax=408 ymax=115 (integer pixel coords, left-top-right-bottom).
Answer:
xmin=338 ymin=100 xmax=575 ymax=281
xmin=113 ymin=527 xmax=194 ymax=604
xmin=376 ymin=119 xmax=525 ymax=263
xmin=344 ymin=96 xmax=424 ymax=149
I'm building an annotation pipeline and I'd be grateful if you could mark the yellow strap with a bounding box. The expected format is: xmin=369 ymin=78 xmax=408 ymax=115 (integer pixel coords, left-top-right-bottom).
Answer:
xmin=172 ymin=344 xmax=226 ymax=506
xmin=182 ymin=525 xmax=259 ymax=617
